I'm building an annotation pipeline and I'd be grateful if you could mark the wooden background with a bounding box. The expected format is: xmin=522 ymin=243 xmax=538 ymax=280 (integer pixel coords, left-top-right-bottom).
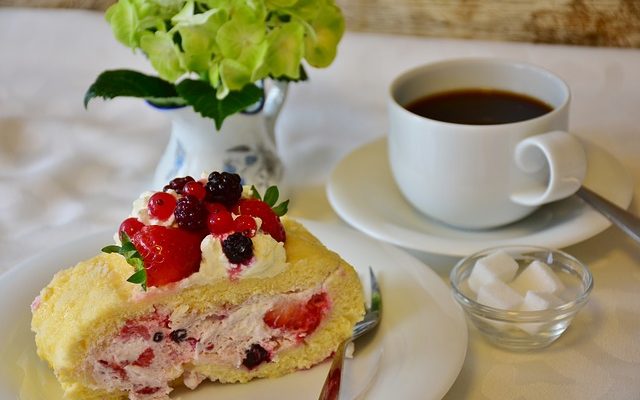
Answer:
xmin=2 ymin=0 xmax=639 ymax=47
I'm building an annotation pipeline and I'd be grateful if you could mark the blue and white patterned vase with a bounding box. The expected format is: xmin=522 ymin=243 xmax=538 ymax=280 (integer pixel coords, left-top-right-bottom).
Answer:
xmin=152 ymin=80 xmax=287 ymax=192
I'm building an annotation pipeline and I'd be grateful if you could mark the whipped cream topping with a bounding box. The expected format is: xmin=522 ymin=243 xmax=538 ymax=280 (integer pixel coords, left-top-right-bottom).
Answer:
xmin=194 ymin=232 xmax=287 ymax=283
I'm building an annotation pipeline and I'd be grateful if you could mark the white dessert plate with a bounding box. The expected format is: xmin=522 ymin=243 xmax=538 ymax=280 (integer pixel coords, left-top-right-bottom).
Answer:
xmin=327 ymin=138 xmax=634 ymax=257
xmin=0 ymin=220 xmax=467 ymax=400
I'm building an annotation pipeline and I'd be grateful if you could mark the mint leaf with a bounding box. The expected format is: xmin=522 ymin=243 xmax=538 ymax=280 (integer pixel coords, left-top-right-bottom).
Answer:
xmin=101 ymin=232 xmax=148 ymax=291
xmin=272 ymin=199 xmax=289 ymax=217
xmin=250 ymin=185 xmax=262 ymax=200
xmin=102 ymin=245 xmax=121 ymax=253
xmin=263 ymin=185 xmax=279 ymax=207
xmin=176 ymin=79 xmax=263 ymax=130
xmin=84 ymin=69 xmax=185 ymax=108
xmin=250 ymin=185 xmax=288 ymax=216
xmin=127 ymin=268 xmax=148 ymax=291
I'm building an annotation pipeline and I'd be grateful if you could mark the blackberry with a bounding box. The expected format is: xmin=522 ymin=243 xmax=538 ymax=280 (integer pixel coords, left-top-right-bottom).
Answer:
xmin=170 ymin=329 xmax=188 ymax=343
xmin=242 ymin=343 xmax=271 ymax=370
xmin=222 ymin=232 xmax=253 ymax=264
xmin=163 ymin=176 xmax=195 ymax=193
xmin=206 ymin=172 xmax=242 ymax=208
xmin=174 ymin=196 xmax=206 ymax=231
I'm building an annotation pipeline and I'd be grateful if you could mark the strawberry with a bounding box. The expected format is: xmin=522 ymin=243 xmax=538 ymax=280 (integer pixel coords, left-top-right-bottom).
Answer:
xmin=235 ymin=199 xmax=286 ymax=242
xmin=132 ymin=347 xmax=155 ymax=367
xmin=131 ymin=225 xmax=202 ymax=287
xmin=263 ymin=293 xmax=330 ymax=338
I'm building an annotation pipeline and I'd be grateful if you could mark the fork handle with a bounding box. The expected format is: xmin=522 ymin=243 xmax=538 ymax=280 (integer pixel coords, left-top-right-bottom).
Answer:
xmin=318 ymin=339 xmax=350 ymax=400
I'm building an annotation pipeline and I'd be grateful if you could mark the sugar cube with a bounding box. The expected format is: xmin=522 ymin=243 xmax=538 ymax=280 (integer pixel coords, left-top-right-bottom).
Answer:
xmin=476 ymin=280 xmax=523 ymax=310
xmin=520 ymin=290 xmax=562 ymax=311
xmin=467 ymin=250 xmax=519 ymax=293
xmin=510 ymin=260 xmax=565 ymax=295
xmin=476 ymin=281 xmax=523 ymax=331
xmin=518 ymin=291 xmax=563 ymax=335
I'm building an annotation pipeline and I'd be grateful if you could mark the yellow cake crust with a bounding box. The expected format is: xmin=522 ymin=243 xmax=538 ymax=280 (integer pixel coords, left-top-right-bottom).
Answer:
xmin=31 ymin=218 xmax=364 ymax=399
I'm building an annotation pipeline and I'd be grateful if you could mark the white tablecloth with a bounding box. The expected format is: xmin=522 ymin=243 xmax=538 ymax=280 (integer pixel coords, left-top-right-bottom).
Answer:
xmin=2 ymin=8 xmax=640 ymax=400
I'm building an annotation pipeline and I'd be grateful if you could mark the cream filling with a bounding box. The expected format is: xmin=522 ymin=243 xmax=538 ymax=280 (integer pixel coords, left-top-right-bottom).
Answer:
xmin=85 ymin=287 xmax=328 ymax=400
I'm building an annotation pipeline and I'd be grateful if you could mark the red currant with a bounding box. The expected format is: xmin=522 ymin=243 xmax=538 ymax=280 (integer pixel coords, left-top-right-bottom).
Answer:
xmin=207 ymin=210 xmax=234 ymax=236
xmin=182 ymin=181 xmax=206 ymax=201
xmin=119 ymin=218 xmax=144 ymax=240
xmin=205 ymin=202 xmax=228 ymax=214
xmin=148 ymin=192 xmax=177 ymax=221
xmin=234 ymin=215 xmax=257 ymax=237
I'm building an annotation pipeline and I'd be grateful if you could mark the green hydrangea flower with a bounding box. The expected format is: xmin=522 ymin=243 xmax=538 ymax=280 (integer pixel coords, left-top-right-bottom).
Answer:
xmin=87 ymin=0 xmax=345 ymax=129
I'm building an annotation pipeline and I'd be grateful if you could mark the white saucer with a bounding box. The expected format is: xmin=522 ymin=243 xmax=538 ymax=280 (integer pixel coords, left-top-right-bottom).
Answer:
xmin=327 ymin=138 xmax=634 ymax=257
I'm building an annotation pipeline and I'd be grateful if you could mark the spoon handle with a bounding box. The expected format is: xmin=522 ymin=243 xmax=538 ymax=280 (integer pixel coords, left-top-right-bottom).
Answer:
xmin=576 ymin=186 xmax=640 ymax=244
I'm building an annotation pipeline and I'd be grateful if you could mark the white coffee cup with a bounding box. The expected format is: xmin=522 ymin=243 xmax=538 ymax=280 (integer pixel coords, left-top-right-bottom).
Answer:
xmin=388 ymin=58 xmax=587 ymax=229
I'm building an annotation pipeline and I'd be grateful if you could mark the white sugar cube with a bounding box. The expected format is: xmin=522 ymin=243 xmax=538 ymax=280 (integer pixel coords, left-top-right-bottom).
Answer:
xmin=520 ymin=290 xmax=562 ymax=311
xmin=476 ymin=281 xmax=523 ymax=331
xmin=518 ymin=291 xmax=563 ymax=334
xmin=477 ymin=280 xmax=523 ymax=310
xmin=510 ymin=260 xmax=565 ymax=295
xmin=467 ymin=250 xmax=519 ymax=293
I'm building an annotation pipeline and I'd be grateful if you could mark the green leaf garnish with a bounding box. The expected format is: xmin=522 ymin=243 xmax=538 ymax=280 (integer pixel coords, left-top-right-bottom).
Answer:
xmin=272 ymin=199 xmax=289 ymax=217
xmin=127 ymin=267 xmax=148 ymax=286
xmin=101 ymin=233 xmax=148 ymax=291
xmin=263 ymin=186 xmax=279 ymax=207
xmin=251 ymin=185 xmax=289 ymax=216
xmin=250 ymin=185 xmax=262 ymax=200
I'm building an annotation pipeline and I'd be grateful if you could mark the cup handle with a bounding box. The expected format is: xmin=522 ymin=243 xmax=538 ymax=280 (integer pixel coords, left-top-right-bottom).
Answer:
xmin=510 ymin=131 xmax=587 ymax=206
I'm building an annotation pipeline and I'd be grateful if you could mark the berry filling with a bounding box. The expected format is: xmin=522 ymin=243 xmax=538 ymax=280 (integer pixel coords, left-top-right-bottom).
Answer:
xmin=88 ymin=289 xmax=331 ymax=399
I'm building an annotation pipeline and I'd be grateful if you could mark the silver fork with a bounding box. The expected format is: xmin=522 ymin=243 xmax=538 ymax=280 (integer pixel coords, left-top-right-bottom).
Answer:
xmin=318 ymin=267 xmax=382 ymax=400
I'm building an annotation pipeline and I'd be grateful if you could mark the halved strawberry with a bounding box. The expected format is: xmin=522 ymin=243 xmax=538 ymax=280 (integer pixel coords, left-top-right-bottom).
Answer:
xmin=235 ymin=199 xmax=286 ymax=242
xmin=263 ymin=293 xmax=330 ymax=338
xmin=131 ymin=225 xmax=202 ymax=287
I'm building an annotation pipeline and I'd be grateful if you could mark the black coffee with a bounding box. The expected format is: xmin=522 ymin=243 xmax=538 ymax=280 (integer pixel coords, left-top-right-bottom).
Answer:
xmin=405 ymin=89 xmax=553 ymax=125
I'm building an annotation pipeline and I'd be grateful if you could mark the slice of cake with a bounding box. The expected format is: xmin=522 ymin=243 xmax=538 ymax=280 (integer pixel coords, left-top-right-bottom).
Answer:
xmin=31 ymin=172 xmax=365 ymax=400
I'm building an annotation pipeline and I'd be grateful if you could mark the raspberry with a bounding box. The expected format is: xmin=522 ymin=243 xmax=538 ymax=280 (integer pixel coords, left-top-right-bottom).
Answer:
xmin=174 ymin=196 xmax=206 ymax=231
xmin=163 ymin=176 xmax=195 ymax=193
xmin=242 ymin=343 xmax=271 ymax=370
xmin=148 ymin=192 xmax=177 ymax=221
xmin=205 ymin=172 xmax=242 ymax=208
xmin=222 ymin=232 xmax=253 ymax=264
